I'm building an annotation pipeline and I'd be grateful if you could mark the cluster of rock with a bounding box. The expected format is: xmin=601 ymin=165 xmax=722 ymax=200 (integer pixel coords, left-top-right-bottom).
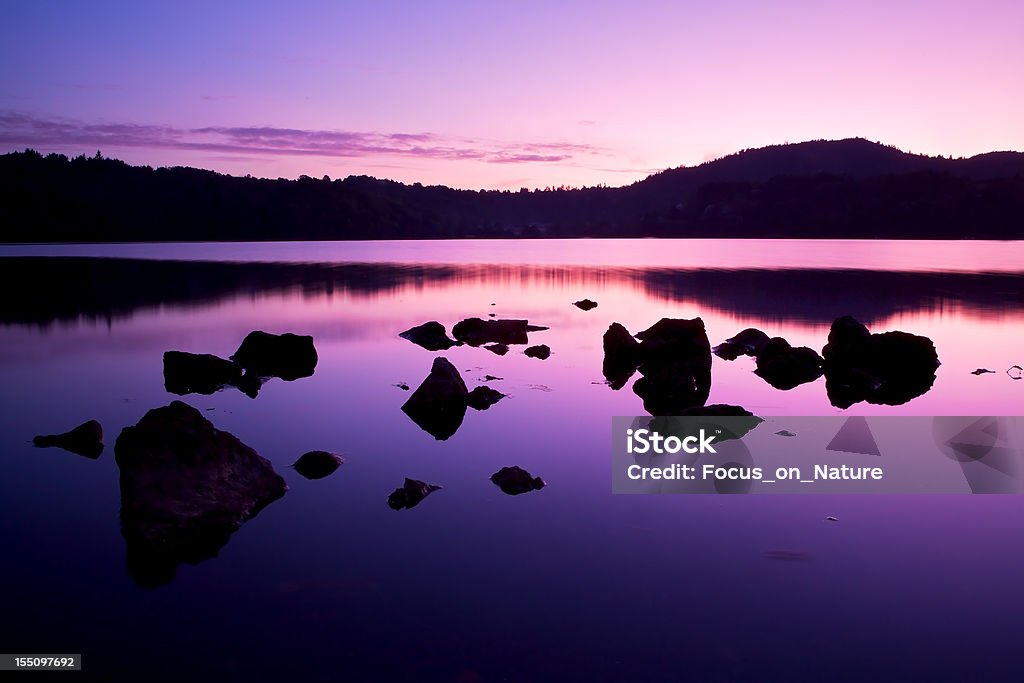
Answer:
xmin=603 ymin=315 xmax=939 ymax=412
xmin=388 ymin=464 xmax=547 ymax=509
xmin=603 ymin=318 xmax=714 ymax=415
xmin=163 ymin=330 xmax=317 ymax=398
xmin=400 ymin=317 xmax=551 ymax=359
xmin=401 ymin=357 xmax=507 ymax=440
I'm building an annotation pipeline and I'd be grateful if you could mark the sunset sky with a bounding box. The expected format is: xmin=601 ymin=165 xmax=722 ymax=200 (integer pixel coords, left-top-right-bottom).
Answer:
xmin=2 ymin=1 xmax=1022 ymax=189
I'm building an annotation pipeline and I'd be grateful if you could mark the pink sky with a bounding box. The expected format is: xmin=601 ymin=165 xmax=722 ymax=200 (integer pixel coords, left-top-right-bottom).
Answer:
xmin=1 ymin=1 xmax=1022 ymax=189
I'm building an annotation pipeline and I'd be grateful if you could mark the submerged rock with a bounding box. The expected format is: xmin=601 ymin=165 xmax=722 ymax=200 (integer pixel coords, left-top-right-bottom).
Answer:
xmin=490 ymin=466 xmax=546 ymax=495
xmin=602 ymin=322 xmax=641 ymax=390
xmin=650 ymin=405 xmax=763 ymax=442
xmin=292 ymin=450 xmax=345 ymax=480
xmin=231 ymin=330 xmax=318 ymax=382
xmin=970 ymin=368 xmax=995 ymax=375
xmin=401 ymin=357 xmax=469 ymax=440
xmin=822 ymin=316 xmax=940 ymax=408
xmin=753 ymin=337 xmax=824 ymax=390
xmin=399 ymin=321 xmax=460 ymax=351
xmin=485 ymin=343 xmax=510 ymax=356
xmin=524 ymin=344 xmax=551 ymax=360
xmin=114 ymin=401 xmax=287 ymax=587
xmin=467 ymin=386 xmax=506 ymax=410
xmin=713 ymin=328 xmax=771 ymax=360
xmin=388 ymin=478 xmax=442 ymax=510
xmin=163 ymin=350 xmax=242 ymax=396
xmin=573 ymin=299 xmax=598 ymax=311
xmin=33 ymin=420 xmax=104 ymax=459
xmin=452 ymin=318 xmax=548 ymax=346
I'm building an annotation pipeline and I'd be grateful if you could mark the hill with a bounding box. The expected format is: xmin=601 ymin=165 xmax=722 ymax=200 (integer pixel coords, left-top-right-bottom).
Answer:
xmin=1 ymin=138 xmax=1023 ymax=241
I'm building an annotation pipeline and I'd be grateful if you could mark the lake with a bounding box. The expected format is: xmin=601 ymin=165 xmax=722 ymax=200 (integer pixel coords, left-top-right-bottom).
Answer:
xmin=1 ymin=239 xmax=1023 ymax=682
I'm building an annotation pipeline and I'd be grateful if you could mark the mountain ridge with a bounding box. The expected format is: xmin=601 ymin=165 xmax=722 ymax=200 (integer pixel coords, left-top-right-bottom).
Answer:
xmin=2 ymin=138 xmax=1023 ymax=241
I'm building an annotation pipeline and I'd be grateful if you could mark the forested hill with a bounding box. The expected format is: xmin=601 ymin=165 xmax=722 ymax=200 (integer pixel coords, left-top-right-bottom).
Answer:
xmin=2 ymin=138 xmax=1023 ymax=242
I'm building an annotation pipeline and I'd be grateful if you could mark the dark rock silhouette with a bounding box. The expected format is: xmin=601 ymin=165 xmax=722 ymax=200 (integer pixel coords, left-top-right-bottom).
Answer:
xmin=525 ymin=344 xmax=551 ymax=360
xmin=822 ymin=316 xmax=940 ymax=408
xmin=679 ymin=404 xmax=759 ymax=418
xmin=649 ymin=405 xmax=763 ymax=443
xmin=753 ymin=337 xmax=825 ymax=390
xmin=231 ymin=330 xmax=318 ymax=382
xmin=602 ymin=322 xmax=641 ymax=389
xmin=490 ymin=466 xmax=546 ymax=495
xmin=573 ymin=299 xmax=598 ymax=311
xmin=631 ymin=318 xmax=713 ymax=415
xmin=467 ymin=386 xmax=505 ymax=410
xmin=388 ymin=478 xmax=442 ymax=510
xmin=713 ymin=328 xmax=771 ymax=360
xmin=33 ymin=420 xmax=104 ymax=459
xmin=163 ymin=350 xmax=242 ymax=396
xmin=452 ymin=318 xmax=548 ymax=346
xmin=292 ymin=451 xmax=345 ymax=480
xmin=114 ymin=401 xmax=287 ymax=587
xmin=485 ymin=343 xmax=509 ymax=356
xmin=401 ymin=357 xmax=469 ymax=440
xmin=971 ymin=368 xmax=995 ymax=375
xmin=399 ymin=321 xmax=460 ymax=351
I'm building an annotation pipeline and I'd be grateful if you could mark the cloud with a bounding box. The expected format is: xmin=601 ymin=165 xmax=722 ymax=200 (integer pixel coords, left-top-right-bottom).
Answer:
xmin=0 ymin=111 xmax=598 ymax=165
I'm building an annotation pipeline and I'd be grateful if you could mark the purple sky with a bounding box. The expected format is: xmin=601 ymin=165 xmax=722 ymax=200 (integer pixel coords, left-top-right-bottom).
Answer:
xmin=2 ymin=1 xmax=1022 ymax=189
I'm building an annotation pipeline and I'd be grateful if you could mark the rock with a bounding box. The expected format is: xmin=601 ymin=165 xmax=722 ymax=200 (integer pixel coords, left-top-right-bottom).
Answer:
xmin=650 ymin=405 xmax=763 ymax=442
xmin=483 ymin=375 xmax=503 ymax=382
xmin=524 ymin=344 xmax=551 ymax=360
xmin=399 ymin=321 xmax=460 ymax=351
xmin=388 ymin=478 xmax=442 ymax=510
xmin=467 ymin=386 xmax=506 ymax=410
xmin=163 ymin=350 xmax=242 ymax=396
xmin=451 ymin=318 xmax=547 ymax=346
xmin=33 ymin=420 xmax=104 ymax=459
xmin=485 ymin=343 xmax=509 ymax=356
xmin=776 ymin=430 xmax=797 ymax=437
xmin=678 ymin=404 xmax=757 ymax=418
xmin=401 ymin=357 xmax=469 ymax=440
xmin=753 ymin=337 xmax=824 ymax=390
xmin=573 ymin=299 xmax=598 ymax=311
xmin=490 ymin=466 xmax=546 ymax=495
xmin=713 ymin=328 xmax=771 ymax=360
xmin=970 ymin=368 xmax=995 ymax=375
xmin=231 ymin=330 xmax=318 ymax=382
xmin=632 ymin=318 xmax=712 ymax=415
xmin=602 ymin=322 xmax=641 ymax=390
xmin=114 ymin=401 xmax=287 ymax=587
xmin=822 ymin=316 xmax=940 ymax=408
xmin=394 ymin=383 xmax=410 ymax=390
xmin=291 ymin=451 xmax=344 ymax=480
xmin=826 ymin=516 xmax=838 ymax=522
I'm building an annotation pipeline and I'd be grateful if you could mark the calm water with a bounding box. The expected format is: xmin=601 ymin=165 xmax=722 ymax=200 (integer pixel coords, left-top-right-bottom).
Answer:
xmin=1 ymin=239 xmax=1023 ymax=682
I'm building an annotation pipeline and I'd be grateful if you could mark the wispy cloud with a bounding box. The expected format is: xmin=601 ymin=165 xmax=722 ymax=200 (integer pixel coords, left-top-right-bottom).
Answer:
xmin=0 ymin=111 xmax=598 ymax=165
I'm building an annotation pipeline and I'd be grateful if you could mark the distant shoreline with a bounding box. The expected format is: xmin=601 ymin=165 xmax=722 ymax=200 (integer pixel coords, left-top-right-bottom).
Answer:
xmin=4 ymin=138 xmax=1023 ymax=241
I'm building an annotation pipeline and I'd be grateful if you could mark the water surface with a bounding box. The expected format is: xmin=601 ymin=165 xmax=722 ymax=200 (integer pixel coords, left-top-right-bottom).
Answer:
xmin=1 ymin=239 xmax=1022 ymax=682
